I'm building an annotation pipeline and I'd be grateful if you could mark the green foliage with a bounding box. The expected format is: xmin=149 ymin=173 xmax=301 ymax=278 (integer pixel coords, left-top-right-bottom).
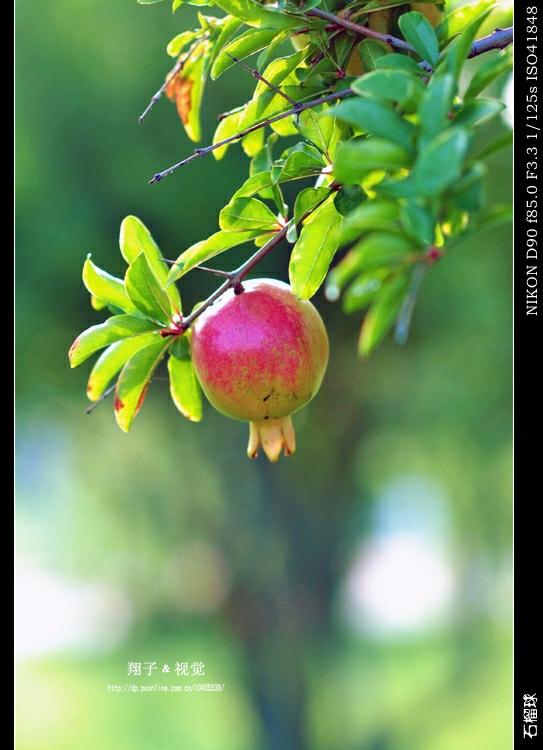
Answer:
xmin=289 ymin=197 xmax=343 ymax=299
xmin=398 ymin=11 xmax=439 ymax=67
xmin=70 ymin=217 xmax=196 ymax=431
xmin=70 ymin=0 xmax=513 ymax=425
xmin=114 ymin=337 xmax=173 ymax=432
xmin=168 ymin=332 xmax=203 ymax=421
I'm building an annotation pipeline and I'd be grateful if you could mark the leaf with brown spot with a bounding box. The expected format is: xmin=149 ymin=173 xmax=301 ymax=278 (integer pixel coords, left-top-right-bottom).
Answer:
xmin=114 ymin=338 xmax=173 ymax=432
xmin=166 ymin=74 xmax=193 ymax=125
xmin=86 ymin=334 xmax=162 ymax=401
xmin=165 ymin=46 xmax=206 ymax=142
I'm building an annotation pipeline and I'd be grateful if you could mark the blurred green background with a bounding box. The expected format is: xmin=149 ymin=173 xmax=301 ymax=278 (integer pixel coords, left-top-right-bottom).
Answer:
xmin=16 ymin=0 xmax=513 ymax=747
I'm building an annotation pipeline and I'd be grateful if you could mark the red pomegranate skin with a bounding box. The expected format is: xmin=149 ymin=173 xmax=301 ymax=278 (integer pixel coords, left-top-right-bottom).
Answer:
xmin=190 ymin=279 xmax=329 ymax=423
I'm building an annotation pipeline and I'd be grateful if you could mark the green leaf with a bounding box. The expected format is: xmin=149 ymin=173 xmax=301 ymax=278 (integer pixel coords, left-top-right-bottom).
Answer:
xmin=237 ymin=82 xmax=324 ymax=135
xmin=358 ymin=40 xmax=389 ymax=73
xmin=86 ymin=334 xmax=162 ymax=401
xmin=448 ymin=161 xmax=487 ymax=212
xmin=352 ymin=69 xmax=425 ymax=112
xmin=436 ymin=0 xmax=495 ymax=41
xmin=125 ymin=253 xmax=176 ymax=323
xmin=294 ymin=187 xmax=331 ymax=225
xmin=168 ymin=336 xmax=203 ymax=422
xmin=339 ymin=200 xmax=400 ymax=244
xmin=417 ymin=72 xmax=455 ymax=145
xmin=333 ymin=139 xmax=413 ymax=184
xmin=374 ymin=175 xmax=417 ymax=199
xmin=269 ymin=111 xmax=300 ymax=137
xmin=440 ymin=5 xmax=494 ymax=79
xmin=82 ymin=257 xmax=138 ymax=315
xmin=120 ymin=215 xmax=163 ymax=267
xmin=289 ymin=198 xmax=343 ymax=299
xmin=296 ymin=105 xmax=341 ymax=160
xmin=119 ymin=216 xmax=180 ymax=309
xmin=394 ymin=262 xmax=426 ymax=345
xmin=440 ymin=205 xmax=469 ymax=237
xmin=241 ymin=127 xmax=265 ymax=157
xmin=206 ymin=16 xmax=244 ymax=73
xmin=69 ymin=315 xmax=160 ymax=368
xmin=333 ymin=185 xmax=367 ymax=217
xmin=325 ymin=245 xmax=373 ymax=300
xmin=454 ymin=98 xmax=505 ymax=128
xmin=254 ymin=50 xmax=309 ymax=98
xmin=349 ymin=231 xmax=419 ymax=270
xmin=271 ymin=143 xmax=326 ymax=183
xmin=343 ymin=270 xmax=389 ymax=313
xmin=463 ymin=47 xmax=513 ymax=100
xmin=232 ymin=171 xmax=275 ymax=199
xmin=472 ymin=203 xmax=512 ymax=233
xmin=167 ymin=30 xmax=200 ymax=57
xmin=398 ymin=12 xmax=439 ymax=67
xmin=286 ymin=219 xmax=298 ymax=244
xmin=297 ymin=56 xmax=336 ymax=85
xmin=399 ymin=199 xmax=436 ymax=245
xmin=167 ymin=229 xmax=262 ymax=282
xmin=211 ymin=28 xmax=278 ymax=79
xmin=256 ymin=30 xmax=290 ymax=70
xmin=472 ymin=129 xmax=512 ymax=160
xmin=414 ymin=127 xmax=470 ymax=196
xmin=327 ymin=98 xmax=416 ymax=153
xmin=214 ymin=0 xmax=302 ymax=29
xmin=252 ymin=231 xmax=278 ymax=247
xmin=114 ymin=338 xmax=173 ymax=433
xmin=219 ymin=197 xmax=280 ymax=232
xmin=331 ymin=33 xmax=352 ymax=68
xmin=212 ymin=109 xmax=243 ymax=160
xmin=376 ymin=53 xmax=426 ymax=75
xmin=91 ymin=295 xmax=107 ymax=311
xmin=358 ymin=274 xmax=410 ymax=357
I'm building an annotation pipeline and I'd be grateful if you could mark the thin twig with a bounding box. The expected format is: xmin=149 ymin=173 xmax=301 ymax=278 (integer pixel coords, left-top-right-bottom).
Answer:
xmin=217 ymin=103 xmax=246 ymax=122
xmin=227 ymin=54 xmax=302 ymax=109
xmin=85 ymin=384 xmax=116 ymax=415
xmin=149 ymin=88 xmax=352 ymax=183
xmin=194 ymin=266 xmax=232 ymax=277
xmin=139 ymin=37 xmax=207 ymax=123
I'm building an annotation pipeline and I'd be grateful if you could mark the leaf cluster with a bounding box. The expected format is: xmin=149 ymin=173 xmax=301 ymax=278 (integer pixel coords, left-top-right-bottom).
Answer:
xmin=71 ymin=0 xmax=513 ymax=428
xmin=69 ymin=217 xmax=201 ymax=431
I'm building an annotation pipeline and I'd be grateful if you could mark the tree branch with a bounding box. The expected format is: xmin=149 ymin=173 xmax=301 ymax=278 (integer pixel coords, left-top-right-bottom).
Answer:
xmin=179 ymin=227 xmax=289 ymax=331
xmin=468 ymin=26 xmax=513 ymax=57
xmin=305 ymin=8 xmax=416 ymax=53
xmin=149 ymin=88 xmax=352 ymax=183
xmin=178 ymin=190 xmax=337 ymax=331
xmin=150 ymin=26 xmax=512 ymax=183
xmin=305 ymin=9 xmax=513 ymax=63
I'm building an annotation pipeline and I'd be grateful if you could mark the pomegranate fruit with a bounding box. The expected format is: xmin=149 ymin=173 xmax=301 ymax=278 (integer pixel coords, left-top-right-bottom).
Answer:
xmin=190 ymin=279 xmax=329 ymax=462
